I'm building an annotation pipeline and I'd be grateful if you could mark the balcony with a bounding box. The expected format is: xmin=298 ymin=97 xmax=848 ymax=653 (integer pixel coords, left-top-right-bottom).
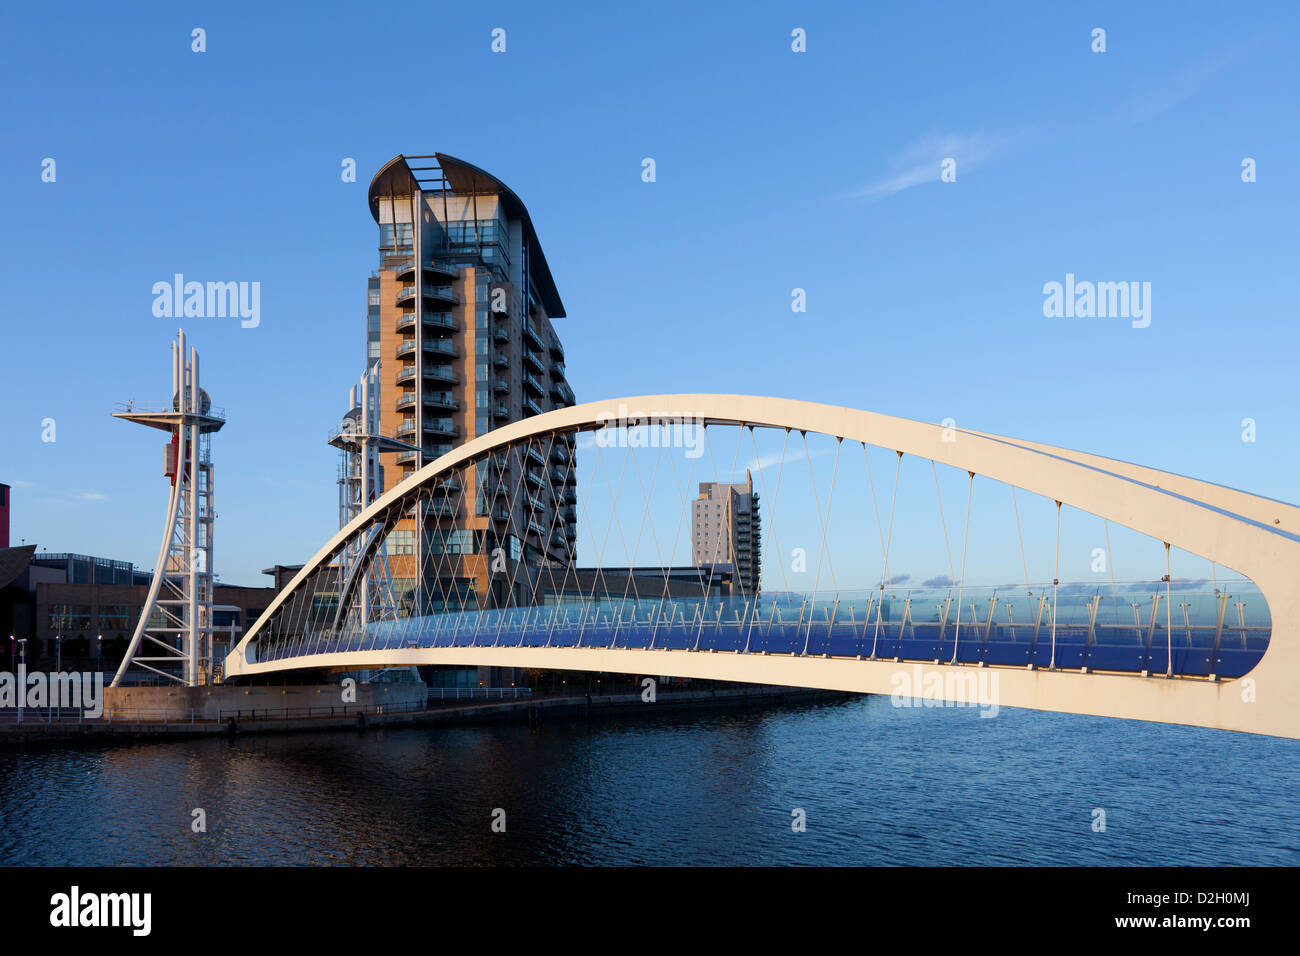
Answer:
xmin=526 ymin=519 xmax=545 ymax=538
xmin=550 ymin=338 xmax=565 ymax=360
xmin=525 ymin=494 xmax=546 ymax=514
xmin=423 ymin=365 xmax=456 ymax=385
xmin=492 ymin=350 xmax=510 ymax=369
xmin=396 ymin=393 xmax=416 ymax=411
xmin=395 ymin=367 xmax=417 ymax=386
xmin=523 ymin=397 xmax=544 ymax=417
xmin=397 ymin=260 xmax=458 ymax=281
xmin=396 ymin=339 xmax=417 ymax=359
xmin=523 ymin=373 xmax=544 ymax=396
xmin=425 ymin=419 xmax=459 ymax=438
xmin=427 ymin=260 xmax=459 ymax=281
xmin=551 ymin=382 xmax=573 ymax=406
xmin=396 ymin=312 xmax=417 ymax=334
xmin=526 ymin=446 xmax=545 ymax=467
xmin=523 ymin=351 xmax=544 ymax=374
xmin=396 ymin=420 xmax=417 ymax=440
xmin=492 ymin=403 xmax=510 ymax=420
xmin=424 ymin=337 xmax=456 ymax=357
xmin=425 ymin=312 xmax=455 ymax=331
xmin=396 ymin=450 xmax=418 ymax=466
xmin=425 ymin=392 xmax=457 ymax=411
xmin=397 ymin=285 xmax=457 ymax=307
xmin=523 ymin=323 xmax=545 ymax=352
xmin=423 ymin=499 xmax=458 ymax=519
xmin=524 ymin=468 xmax=544 ymax=488
xmin=491 ymin=504 xmax=511 ymax=522
xmin=493 ymin=378 xmax=510 ymax=394
xmin=492 ymin=326 xmax=509 ymax=344
xmin=550 ymin=361 xmax=566 ymax=380
xmin=550 ymin=446 xmax=569 ymax=465
xmin=549 ymin=467 xmax=566 ymax=486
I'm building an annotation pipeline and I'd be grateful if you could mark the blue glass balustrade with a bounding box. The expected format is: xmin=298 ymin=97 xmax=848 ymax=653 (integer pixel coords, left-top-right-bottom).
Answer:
xmin=250 ymin=583 xmax=1271 ymax=680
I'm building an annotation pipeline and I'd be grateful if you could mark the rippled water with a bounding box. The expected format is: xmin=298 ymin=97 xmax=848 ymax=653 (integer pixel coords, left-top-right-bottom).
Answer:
xmin=1 ymin=697 xmax=1297 ymax=866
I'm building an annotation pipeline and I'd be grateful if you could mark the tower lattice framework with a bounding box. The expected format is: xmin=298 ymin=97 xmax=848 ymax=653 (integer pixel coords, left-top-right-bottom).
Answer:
xmin=111 ymin=329 xmax=224 ymax=687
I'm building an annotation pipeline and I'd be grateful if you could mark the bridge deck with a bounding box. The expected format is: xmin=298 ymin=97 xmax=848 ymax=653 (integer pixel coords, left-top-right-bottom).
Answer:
xmin=253 ymin=592 xmax=1269 ymax=680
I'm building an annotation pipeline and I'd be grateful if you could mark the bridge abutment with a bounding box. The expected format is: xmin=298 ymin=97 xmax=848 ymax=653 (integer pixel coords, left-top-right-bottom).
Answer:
xmin=104 ymin=681 xmax=427 ymax=721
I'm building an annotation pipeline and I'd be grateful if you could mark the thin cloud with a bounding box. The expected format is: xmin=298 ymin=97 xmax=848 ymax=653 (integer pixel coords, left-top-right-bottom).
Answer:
xmin=746 ymin=445 xmax=835 ymax=474
xmin=32 ymin=488 xmax=109 ymax=505
xmin=848 ymin=130 xmax=1001 ymax=201
xmin=848 ymin=41 xmax=1258 ymax=203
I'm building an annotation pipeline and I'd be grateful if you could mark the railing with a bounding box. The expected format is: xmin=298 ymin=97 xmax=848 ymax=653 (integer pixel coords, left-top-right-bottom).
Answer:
xmin=114 ymin=400 xmax=226 ymax=421
xmin=217 ymin=699 xmax=424 ymax=723
xmin=427 ymin=686 xmax=533 ymax=701
xmin=251 ymin=582 xmax=1272 ymax=681
xmin=0 ymin=706 xmax=102 ymax=724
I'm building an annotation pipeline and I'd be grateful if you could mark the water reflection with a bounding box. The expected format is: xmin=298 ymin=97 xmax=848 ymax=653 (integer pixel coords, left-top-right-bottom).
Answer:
xmin=0 ymin=698 xmax=1297 ymax=866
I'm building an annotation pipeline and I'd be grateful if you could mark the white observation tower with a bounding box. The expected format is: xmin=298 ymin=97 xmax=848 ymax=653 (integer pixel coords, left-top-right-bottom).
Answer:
xmin=111 ymin=329 xmax=224 ymax=687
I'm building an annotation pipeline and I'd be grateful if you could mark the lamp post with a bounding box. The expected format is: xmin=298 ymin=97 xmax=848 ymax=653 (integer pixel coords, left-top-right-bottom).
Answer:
xmin=15 ymin=639 xmax=26 ymax=720
xmin=55 ymin=635 xmax=62 ymax=673
xmin=96 ymin=634 xmax=102 ymax=670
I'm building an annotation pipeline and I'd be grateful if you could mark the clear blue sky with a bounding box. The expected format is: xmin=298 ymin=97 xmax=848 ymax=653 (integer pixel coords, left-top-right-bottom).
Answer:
xmin=1 ymin=1 xmax=1297 ymax=588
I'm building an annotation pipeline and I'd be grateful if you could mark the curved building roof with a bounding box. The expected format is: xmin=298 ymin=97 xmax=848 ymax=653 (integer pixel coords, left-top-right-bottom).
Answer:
xmin=367 ymin=153 xmax=565 ymax=318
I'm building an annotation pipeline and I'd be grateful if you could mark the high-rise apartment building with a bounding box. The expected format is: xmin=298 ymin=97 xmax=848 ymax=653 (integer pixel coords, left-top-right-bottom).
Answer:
xmin=357 ymin=153 xmax=577 ymax=615
xmin=691 ymin=472 xmax=761 ymax=595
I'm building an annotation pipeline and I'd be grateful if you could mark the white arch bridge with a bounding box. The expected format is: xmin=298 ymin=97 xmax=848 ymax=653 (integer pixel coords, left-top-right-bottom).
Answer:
xmin=224 ymin=395 xmax=1300 ymax=740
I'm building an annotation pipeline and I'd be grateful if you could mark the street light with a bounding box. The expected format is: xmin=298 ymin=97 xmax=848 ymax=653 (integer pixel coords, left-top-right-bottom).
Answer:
xmin=96 ymin=634 xmax=102 ymax=670
xmin=15 ymin=639 xmax=26 ymax=719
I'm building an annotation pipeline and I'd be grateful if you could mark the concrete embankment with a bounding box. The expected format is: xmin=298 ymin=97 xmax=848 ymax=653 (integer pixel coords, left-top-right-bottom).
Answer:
xmin=0 ymin=686 xmax=856 ymax=744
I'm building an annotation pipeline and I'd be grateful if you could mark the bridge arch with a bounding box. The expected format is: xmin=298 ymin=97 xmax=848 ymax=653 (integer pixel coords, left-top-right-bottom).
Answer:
xmin=226 ymin=395 xmax=1300 ymax=739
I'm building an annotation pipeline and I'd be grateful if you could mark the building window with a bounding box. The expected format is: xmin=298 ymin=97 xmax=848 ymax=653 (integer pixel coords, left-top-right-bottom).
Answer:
xmin=387 ymin=529 xmax=416 ymax=555
xmin=48 ymin=605 xmax=91 ymax=632
xmin=96 ymin=605 xmax=130 ymax=632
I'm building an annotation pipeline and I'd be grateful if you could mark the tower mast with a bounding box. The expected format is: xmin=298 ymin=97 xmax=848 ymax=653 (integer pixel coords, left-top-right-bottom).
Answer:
xmin=111 ymin=329 xmax=224 ymax=687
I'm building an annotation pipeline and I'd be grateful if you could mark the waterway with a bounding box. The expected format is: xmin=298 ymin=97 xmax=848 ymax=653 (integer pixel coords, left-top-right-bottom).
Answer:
xmin=1 ymin=696 xmax=1296 ymax=865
